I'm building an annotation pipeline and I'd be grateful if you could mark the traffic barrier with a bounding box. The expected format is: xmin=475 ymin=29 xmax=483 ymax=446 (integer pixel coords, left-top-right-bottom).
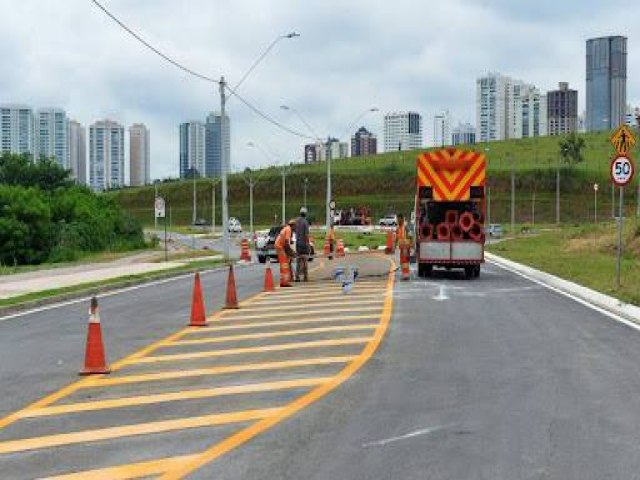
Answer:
xmin=264 ymin=258 xmax=275 ymax=292
xmin=189 ymin=272 xmax=206 ymax=327
xmin=79 ymin=297 xmax=111 ymax=375
xmin=239 ymin=238 xmax=251 ymax=262
xmin=445 ymin=210 xmax=459 ymax=225
xmin=225 ymin=264 xmax=239 ymax=309
xmin=385 ymin=231 xmax=394 ymax=254
xmin=400 ymin=241 xmax=411 ymax=281
xmin=459 ymin=212 xmax=474 ymax=232
xmin=336 ymin=239 xmax=345 ymax=257
xmin=451 ymin=224 xmax=464 ymax=241
xmin=436 ymin=223 xmax=450 ymax=240
xmin=468 ymin=222 xmax=484 ymax=242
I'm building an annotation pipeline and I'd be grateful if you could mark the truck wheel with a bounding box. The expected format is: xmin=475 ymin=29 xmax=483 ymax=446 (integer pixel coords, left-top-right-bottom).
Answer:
xmin=418 ymin=264 xmax=432 ymax=278
xmin=464 ymin=266 xmax=474 ymax=280
xmin=258 ymin=255 xmax=266 ymax=264
xmin=474 ymin=265 xmax=481 ymax=278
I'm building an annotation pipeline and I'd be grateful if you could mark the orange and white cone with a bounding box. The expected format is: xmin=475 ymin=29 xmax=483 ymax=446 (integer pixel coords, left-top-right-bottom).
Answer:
xmin=400 ymin=241 xmax=411 ymax=281
xmin=79 ymin=297 xmax=111 ymax=375
xmin=337 ymin=239 xmax=345 ymax=257
xmin=240 ymin=238 xmax=252 ymax=262
xmin=264 ymin=258 xmax=275 ymax=292
xmin=189 ymin=272 xmax=207 ymax=327
xmin=385 ymin=231 xmax=394 ymax=254
xmin=225 ymin=264 xmax=239 ymax=309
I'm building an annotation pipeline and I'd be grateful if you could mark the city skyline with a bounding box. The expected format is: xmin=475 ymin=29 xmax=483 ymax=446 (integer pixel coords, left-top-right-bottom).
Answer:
xmin=1 ymin=1 xmax=639 ymax=178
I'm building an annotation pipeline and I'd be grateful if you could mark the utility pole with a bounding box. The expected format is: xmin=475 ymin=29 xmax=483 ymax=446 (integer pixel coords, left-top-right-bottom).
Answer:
xmin=531 ymin=191 xmax=535 ymax=226
xmin=154 ymin=180 xmax=158 ymax=231
xmin=281 ymin=165 xmax=288 ymax=223
xmin=220 ymin=77 xmax=229 ymax=259
xmin=192 ymin=172 xmax=197 ymax=225
xmin=616 ymin=187 xmax=624 ymax=288
xmin=556 ymin=153 xmax=561 ymax=225
xmin=303 ymin=177 xmax=309 ymax=209
xmin=510 ymin=154 xmax=515 ymax=235
xmin=326 ymin=140 xmax=332 ymax=228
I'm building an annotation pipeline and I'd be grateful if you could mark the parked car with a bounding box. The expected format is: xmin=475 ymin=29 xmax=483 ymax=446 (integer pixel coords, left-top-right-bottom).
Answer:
xmin=257 ymin=225 xmax=315 ymax=264
xmin=193 ymin=218 xmax=209 ymax=226
xmin=228 ymin=217 xmax=242 ymax=233
xmin=379 ymin=214 xmax=398 ymax=227
xmin=486 ymin=223 xmax=503 ymax=237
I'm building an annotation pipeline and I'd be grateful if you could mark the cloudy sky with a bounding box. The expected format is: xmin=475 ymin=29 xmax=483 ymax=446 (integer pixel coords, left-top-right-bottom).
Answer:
xmin=1 ymin=0 xmax=638 ymax=180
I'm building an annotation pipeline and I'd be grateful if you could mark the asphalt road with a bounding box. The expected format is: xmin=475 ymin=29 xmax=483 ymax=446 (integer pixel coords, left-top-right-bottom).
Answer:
xmin=3 ymin=257 xmax=640 ymax=479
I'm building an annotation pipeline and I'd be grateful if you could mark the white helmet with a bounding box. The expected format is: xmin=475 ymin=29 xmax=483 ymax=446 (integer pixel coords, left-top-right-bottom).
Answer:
xmin=300 ymin=206 xmax=308 ymax=215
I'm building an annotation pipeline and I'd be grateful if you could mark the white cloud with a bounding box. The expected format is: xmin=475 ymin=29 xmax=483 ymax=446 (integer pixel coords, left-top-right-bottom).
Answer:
xmin=1 ymin=0 xmax=638 ymax=178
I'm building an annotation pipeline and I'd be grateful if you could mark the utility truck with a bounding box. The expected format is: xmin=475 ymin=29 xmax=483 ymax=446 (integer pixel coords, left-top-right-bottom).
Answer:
xmin=415 ymin=148 xmax=486 ymax=279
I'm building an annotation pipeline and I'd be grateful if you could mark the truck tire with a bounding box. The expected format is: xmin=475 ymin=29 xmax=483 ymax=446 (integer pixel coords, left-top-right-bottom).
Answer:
xmin=464 ymin=266 xmax=474 ymax=280
xmin=418 ymin=264 xmax=432 ymax=278
xmin=258 ymin=254 xmax=266 ymax=264
xmin=474 ymin=265 xmax=481 ymax=278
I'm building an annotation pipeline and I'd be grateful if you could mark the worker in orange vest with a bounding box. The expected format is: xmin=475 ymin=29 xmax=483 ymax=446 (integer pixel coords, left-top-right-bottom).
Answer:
xmin=275 ymin=220 xmax=297 ymax=287
xmin=396 ymin=214 xmax=406 ymax=247
xmin=326 ymin=225 xmax=336 ymax=260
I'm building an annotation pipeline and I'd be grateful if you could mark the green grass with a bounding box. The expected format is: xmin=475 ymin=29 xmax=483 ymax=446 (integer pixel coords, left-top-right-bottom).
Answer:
xmin=487 ymin=222 xmax=640 ymax=305
xmin=0 ymin=258 xmax=224 ymax=310
xmin=113 ymin=129 xmax=640 ymax=228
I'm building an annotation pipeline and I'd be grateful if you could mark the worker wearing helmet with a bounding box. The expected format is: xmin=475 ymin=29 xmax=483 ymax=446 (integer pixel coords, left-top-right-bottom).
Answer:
xmin=295 ymin=207 xmax=310 ymax=282
xmin=274 ymin=219 xmax=297 ymax=287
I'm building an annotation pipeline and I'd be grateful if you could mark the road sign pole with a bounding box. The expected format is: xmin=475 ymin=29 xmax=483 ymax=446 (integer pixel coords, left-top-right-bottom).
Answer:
xmin=616 ymin=187 xmax=624 ymax=288
xmin=164 ymin=203 xmax=168 ymax=262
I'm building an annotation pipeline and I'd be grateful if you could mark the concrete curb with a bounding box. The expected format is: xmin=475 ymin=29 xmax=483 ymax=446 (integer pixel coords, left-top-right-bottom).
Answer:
xmin=486 ymin=252 xmax=640 ymax=325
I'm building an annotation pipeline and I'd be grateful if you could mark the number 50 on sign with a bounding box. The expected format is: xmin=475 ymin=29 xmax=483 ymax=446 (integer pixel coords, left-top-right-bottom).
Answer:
xmin=610 ymin=156 xmax=635 ymax=187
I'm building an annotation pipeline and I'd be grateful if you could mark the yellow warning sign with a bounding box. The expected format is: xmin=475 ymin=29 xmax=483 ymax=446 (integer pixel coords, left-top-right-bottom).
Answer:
xmin=610 ymin=124 xmax=636 ymax=156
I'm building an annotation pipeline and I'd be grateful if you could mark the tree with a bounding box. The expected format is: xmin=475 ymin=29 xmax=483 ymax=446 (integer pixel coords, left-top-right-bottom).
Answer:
xmin=558 ymin=133 xmax=586 ymax=164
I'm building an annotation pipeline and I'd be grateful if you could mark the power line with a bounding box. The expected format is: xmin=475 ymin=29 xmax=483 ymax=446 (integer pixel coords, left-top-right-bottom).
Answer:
xmin=89 ymin=0 xmax=312 ymax=140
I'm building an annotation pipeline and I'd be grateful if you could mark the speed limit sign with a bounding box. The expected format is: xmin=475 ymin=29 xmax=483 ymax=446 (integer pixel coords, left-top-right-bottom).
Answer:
xmin=610 ymin=156 xmax=635 ymax=186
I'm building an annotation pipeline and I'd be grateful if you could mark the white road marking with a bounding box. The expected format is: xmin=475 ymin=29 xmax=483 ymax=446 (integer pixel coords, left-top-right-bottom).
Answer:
xmin=362 ymin=425 xmax=451 ymax=448
xmin=0 ymin=264 xmax=246 ymax=323
xmin=490 ymin=260 xmax=640 ymax=334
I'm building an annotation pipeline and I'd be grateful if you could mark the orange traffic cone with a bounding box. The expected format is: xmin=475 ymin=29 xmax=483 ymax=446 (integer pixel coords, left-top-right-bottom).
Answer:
xmin=79 ymin=297 xmax=111 ymax=375
xmin=189 ymin=272 xmax=206 ymax=327
xmin=337 ymin=239 xmax=345 ymax=257
xmin=323 ymin=237 xmax=330 ymax=256
xmin=264 ymin=258 xmax=275 ymax=292
xmin=400 ymin=240 xmax=411 ymax=281
xmin=225 ymin=264 xmax=239 ymax=309
xmin=240 ymin=238 xmax=251 ymax=262
xmin=385 ymin=231 xmax=394 ymax=254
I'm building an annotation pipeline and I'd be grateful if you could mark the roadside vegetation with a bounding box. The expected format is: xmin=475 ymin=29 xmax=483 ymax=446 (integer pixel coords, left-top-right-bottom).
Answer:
xmin=487 ymin=222 xmax=640 ymax=305
xmin=114 ymin=129 xmax=638 ymax=228
xmin=0 ymin=152 xmax=148 ymax=266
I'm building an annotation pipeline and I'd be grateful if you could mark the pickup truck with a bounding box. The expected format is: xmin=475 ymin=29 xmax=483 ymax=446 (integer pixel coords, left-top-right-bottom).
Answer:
xmin=256 ymin=226 xmax=315 ymax=264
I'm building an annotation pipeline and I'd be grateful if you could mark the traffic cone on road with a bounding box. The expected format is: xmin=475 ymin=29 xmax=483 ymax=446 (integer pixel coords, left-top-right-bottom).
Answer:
xmin=400 ymin=241 xmax=411 ymax=281
xmin=240 ymin=238 xmax=252 ymax=262
xmin=225 ymin=264 xmax=239 ymax=309
xmin=385 ymin=231 xmax=394 ymax=254
xmin=337 ymin=239 xmax=345 ymax=257
xmin=323 ymin=237 xmax=330 ymax=256
xmin=79 ymin=297 xmax=111 ymax=375
xmin=189 ymin=272 xmax=206 ymax=327
xmin=264 ymin=258 xmax=275 ymax=292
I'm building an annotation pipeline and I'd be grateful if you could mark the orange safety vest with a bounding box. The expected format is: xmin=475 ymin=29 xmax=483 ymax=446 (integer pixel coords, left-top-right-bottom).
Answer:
xmin=396 ymin=222 xmax=406 ymax=241
xmin=327 ymin=228 xmax=335 ymax=241
xmin=275 ymin=225 xmax=292 ymax=249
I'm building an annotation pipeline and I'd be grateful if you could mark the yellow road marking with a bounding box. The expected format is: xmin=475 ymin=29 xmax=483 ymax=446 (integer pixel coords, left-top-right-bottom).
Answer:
xmin=262 ymin=284 xmax=385 ymax=296
xmin=166 ymin=324 xmax=379 ymax=347
xmin=84 ymin=356 xmax=355 ymax=388
xmin=20 ymin=378 xmax=330 ymax=419
xmin=221 ymin=299 xmax=383 ymax=314
xmin=182 ymin=314 xmax=378 ymax=334
xmin=0 ymin=407 xmax=281 ymax=455
xmin=45 ymin=454 xmax=201 ymax=480
xmin=162 ymin=258 xmax=397 ymax=479
xmin=215 ymin=306 xmax=383 ymax=322
xmin=127 ymin=337 xmax=372 ymax=365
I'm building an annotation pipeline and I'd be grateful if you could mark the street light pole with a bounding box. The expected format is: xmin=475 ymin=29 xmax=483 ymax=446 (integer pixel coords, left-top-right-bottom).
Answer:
xmin=281 ymin=165 xmax=288 ymax=223
xmin=219 ymin=76 xmax=229 ymax=259
xmin=192 ymin=172 xmax=197 ymax=226
xmin=326 ymin=144 xmax=332 ymax=228
xmin=303 ymin=177 xmax=309 ymax=209
xmin=510 ymin=154 xmax=515 ymax=235
xmin=556 ymin=152 xmax=561 ymax=225
xmin=154 ymin=180 xmax=158 ymax=231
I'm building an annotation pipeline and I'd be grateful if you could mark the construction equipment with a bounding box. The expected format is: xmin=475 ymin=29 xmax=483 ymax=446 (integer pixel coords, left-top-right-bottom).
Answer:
xmin=415 ymin=148 xmax=486 ymax=279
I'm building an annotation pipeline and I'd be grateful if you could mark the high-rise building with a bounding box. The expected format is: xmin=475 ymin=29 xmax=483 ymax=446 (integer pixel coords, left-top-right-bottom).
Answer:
xmin=451 ymin=123 xmax=476 ymax=146
xmin=319 ymin=137 xmax=349 ymax=161
xmin=547 ymin=82 xmax=578 ymax=136
xmin=304 ymin=143 xmax=319 ymax=164
xmin=383 ymin=111 xmax=423 ymax=152
xmin=586 ymin=36 xmax=627 ymax=131
xmin=205 ymin=112 xmax=230 ymax=177
xmin=129 ymin=123 xmax=150 ymax=186
xmin=433 ymin=111 xmax=451 ymax=147
xmin=179 ymin=121 xmax=206 ymax=178
xmin=476 ymin=72 xmax=547 ymax=142
xmin=0 ymin=104 xmax=35 ymax=156
xmin=68 ymin=120 xmax=86 ymax=184
xmin=89 ymin=120 xmax=125 ymax=191
xmin=36 ymin=108 xmax=69 ymax=167
xmin=350 ymin=127 xmax=377 ymax=157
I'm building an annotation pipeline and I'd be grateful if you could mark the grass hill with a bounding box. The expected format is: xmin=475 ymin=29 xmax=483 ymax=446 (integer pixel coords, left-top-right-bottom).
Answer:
xmin=113 ymin=129 xmax=640 ymax=228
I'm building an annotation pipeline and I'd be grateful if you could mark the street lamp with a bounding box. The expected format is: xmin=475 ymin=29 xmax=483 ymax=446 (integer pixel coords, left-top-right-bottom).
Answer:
xmin=218 ymin=32 xmax=300 ymax=260
xmin=303 ymin=177 xmax=309 ymax=209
